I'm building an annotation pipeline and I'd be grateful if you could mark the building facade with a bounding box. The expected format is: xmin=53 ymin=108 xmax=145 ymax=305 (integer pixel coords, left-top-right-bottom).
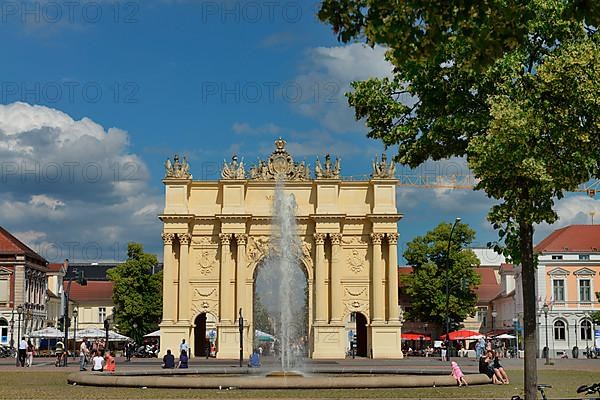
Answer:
xmin=160 ymin=139 xmax=404 ymax=359
xmin=535 ymin=225 xmax=600 ymax=358
xmin=0 ymin=226 xmax=49 ymax=346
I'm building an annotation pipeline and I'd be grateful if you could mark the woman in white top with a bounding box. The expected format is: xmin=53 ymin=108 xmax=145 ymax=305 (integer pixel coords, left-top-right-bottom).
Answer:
xmin=91 ymin=351 xmax=105 ymax=372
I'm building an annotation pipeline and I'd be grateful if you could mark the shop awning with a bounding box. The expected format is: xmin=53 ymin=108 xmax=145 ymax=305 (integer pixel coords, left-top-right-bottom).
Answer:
xmin=439 ymin=329 xmax=482 ymax=340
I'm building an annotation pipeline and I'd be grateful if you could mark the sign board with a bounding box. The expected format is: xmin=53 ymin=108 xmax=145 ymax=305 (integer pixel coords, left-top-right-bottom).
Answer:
xmin=595 ymin=329 xmax=600 ymax=350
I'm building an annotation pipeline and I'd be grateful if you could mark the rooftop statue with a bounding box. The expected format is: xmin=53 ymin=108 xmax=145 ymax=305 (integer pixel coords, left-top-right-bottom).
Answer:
xmin=315 ymin=154 xmax=341 ymax=179
xmin=371 ymin=153 xmax=396 ymax=179
xmin=221 ymin=154 xmax=246 ymax=180
xmin=248 ymin=138 xmax=310 ymax=181
xmin=165 ymin=154 xmax=192 ymax=179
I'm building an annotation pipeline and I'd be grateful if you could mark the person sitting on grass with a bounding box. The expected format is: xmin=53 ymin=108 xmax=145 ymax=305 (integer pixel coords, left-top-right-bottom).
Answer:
xmin=490 ymin=350 xmax=509 ymax=384
xmin=478 ymin=351 xmax=501 ymax=384
xmin=162 ymin=349 xmax=175 ymax=369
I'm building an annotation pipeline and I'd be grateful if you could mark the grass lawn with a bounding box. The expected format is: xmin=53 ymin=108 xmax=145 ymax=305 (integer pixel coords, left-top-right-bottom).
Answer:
xmin=0 ymin=370 xmax=597 ymax=399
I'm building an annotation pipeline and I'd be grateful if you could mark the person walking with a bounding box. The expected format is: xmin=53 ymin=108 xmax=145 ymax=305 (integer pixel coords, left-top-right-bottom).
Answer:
xmin=55 ymin=340 xmax=65 ymax=367
xmin=450 ymin=361 xmax=468 ymax=387
xmin=26 ymin=339 xmax=34 ymax=367
xmin=79 ymin=338 xmax=89 ymax=371
xmin=18 ymin=336 xmax=27 ymax=367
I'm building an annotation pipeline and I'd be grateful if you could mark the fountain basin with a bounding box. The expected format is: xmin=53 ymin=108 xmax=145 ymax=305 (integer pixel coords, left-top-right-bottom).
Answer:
xmin=67 ymin=368 xmax=492 ymax=389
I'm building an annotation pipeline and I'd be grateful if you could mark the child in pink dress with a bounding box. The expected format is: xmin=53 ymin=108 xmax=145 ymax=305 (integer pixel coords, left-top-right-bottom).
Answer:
xmin=450 ymin=361 xmax=468 ymax=386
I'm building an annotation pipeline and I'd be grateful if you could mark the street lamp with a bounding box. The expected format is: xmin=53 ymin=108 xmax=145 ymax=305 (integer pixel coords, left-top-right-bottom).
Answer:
xmin=132 ymin=322 xmax=138 ymax=345
xmin=584 ymin=313 xmax=590 ymax=358
xmin=16 ymin=305 xmax=23 ymax=367
xmin=573 ymin=319 xmax=579 ymax=358
xmin=104 ymin=319 xmax=110 ymax=352
xmin=72 ymin=308 xmax=78 ymax=358
xmin=542 ymin=303 xmax=551 ymax=365
xmin=444 ymin=217 xmax=461 ymax=361
xmin=9 ymin=310 xmax=14 ymax=351
xmin=238 ymin=308 xmax=244 ymax=368
xmin=491 ymin=310 xmax=498 ymax=332
xmin=513 ymin=317 xmax=520 ymax=358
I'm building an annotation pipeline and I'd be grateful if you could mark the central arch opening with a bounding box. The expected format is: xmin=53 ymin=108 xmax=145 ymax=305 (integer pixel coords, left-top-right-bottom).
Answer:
xmin=254 ymin=255 xmax=309 ymax=365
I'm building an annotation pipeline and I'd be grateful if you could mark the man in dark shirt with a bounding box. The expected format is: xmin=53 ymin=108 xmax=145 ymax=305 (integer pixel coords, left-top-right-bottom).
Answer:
xmin=162 ymin=349 xmax=175 ymax=369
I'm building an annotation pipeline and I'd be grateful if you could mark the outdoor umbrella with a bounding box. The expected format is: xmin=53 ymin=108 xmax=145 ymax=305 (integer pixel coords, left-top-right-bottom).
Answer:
xmin=254 ymin=329 xmax=276 ymax=342
xmin=401 ymin=332 xmax=432 ymax=341
xmin=439 ymin=329 xmax=482 ymax=340
xmin=144 ymin=330 xmax=160 ymax=338
xmin=495 ymin=333 xmax=516 ymax=339
xmin=76 ymin=328 xmax=130 ymax=341
xmin=27 ymin=327 xmax=64 ymax=338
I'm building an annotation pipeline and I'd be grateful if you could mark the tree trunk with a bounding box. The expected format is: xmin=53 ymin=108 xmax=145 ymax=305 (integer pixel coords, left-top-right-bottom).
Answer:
xmin=520 ymin=221 xmax=537 ymax=399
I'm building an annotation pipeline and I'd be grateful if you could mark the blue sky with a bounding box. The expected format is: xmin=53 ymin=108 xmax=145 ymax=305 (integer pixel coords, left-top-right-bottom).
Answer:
xmin=1 ymin=0 xmax=598 ymax=263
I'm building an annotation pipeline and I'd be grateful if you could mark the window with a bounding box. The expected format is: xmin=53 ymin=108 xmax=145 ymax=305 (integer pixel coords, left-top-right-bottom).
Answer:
xmin=98 ymin=307 xmax=106 ymax=323
xmin=579 ymin=279 xmax=591 ymax=302
xmin=0 ymin=319 xmax=7 ymax=344
xmin=553 ymin=279 xmax=565 ymax=302
xmin=579 ymin=254 xmax=590 ymax=260
xmin=554 ymin=320 xmax=566 ymax=340
xmin=581 ymin=320 xmax=592 ymax=341
xmin=0 ymin=279 xmax=9 ymax=302
xmin=551 ymin=255 xmax=563 ymax=260
xmin=476 ymin=307 xmax=488 ymax=322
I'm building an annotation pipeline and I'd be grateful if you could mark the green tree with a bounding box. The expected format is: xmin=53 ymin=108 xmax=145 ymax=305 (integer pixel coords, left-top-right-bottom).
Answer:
xmin=401 ymin=221 xmax=480 ymax=328
xmin=107 ymin=243 xmax=162 ymax=343
xmin=318 ymin=2 xmax=600 ymax=397
xmin=253 ymin=295 xmax=274 ymax=335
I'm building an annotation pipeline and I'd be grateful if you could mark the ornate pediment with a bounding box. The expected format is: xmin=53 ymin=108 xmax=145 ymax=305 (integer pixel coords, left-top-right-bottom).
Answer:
xmin=249 ymin=138 xmax=310 ymax=181
xmin=547 ymin=267 xmax=570 ymax=276
xmin=574 ymin=267 xmax=596 ymax=276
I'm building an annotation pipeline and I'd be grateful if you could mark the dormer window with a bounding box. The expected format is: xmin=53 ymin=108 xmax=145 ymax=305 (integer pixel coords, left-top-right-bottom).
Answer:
xmin=551 ymin=255 xmax=563 ymax=260
xmin=579 ymin=254 xmax=590 ymax=260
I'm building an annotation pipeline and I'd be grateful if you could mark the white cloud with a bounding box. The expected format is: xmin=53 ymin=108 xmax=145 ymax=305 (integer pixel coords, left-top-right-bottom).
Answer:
xmin=0 ymin=102 xmax=162 ymax=262
xmin=535 ymin=195 xmax=600 ymax=241
xmin=292 ymin=43 xmax=393 ymax=133
xmin=232 ymin=122 xmax=282 ymax=136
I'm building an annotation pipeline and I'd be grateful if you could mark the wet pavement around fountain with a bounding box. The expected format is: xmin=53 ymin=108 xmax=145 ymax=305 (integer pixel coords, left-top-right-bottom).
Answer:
xmin=1 ymin=354 xmax=599 ymax=372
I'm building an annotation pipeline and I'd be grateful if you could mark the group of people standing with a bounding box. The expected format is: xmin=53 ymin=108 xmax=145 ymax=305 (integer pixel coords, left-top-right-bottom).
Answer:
xmin=78 ymin=338 xmax=116 ymax=372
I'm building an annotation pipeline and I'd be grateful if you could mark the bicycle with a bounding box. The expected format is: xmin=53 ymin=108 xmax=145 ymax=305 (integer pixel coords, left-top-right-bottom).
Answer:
xmin=511 ymin=382 xmax=600 ymax=400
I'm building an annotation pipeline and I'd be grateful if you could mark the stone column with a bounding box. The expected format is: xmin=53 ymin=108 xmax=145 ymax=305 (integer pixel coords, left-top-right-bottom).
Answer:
xmin=371 ymin=233 xmax=384 ymax=322
xmin=219 ymin=233 xmax=233 ymax=322
xmin=161 ymin=233 xmax=176 ymax=322
xmin=314 ymin=233 xmax=328 ymax=322
xmin=178 ymin=233 xmax=191 ymax=323
xmin=235 ymin=234 xmax=247 ymax=316
xmin=387 ymin=233 xmax=400 ymax=322
xmin=330 ymin=233 xmax=342 ymax=322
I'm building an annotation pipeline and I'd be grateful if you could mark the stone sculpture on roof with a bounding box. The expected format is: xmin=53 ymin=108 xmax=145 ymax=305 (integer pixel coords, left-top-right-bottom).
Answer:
xmin=315 ymin=154 xmax=341 ymax=179
xmin=221 ymin=154 xmax=246 ymax=180
xmin=247 ymin=138 xmax=310 ymax=181
xmin=371 ymin=153 xmax=396 ymax=179
xmin=165 ymin=154 xmax=192 ymax=179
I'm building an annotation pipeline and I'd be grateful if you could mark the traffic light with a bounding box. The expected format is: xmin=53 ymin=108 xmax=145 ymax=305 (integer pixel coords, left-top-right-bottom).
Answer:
xmin=58 ymin=317 xmax=64 ymax=331
xmin=65 ymin=317 xmax=71 ymax=328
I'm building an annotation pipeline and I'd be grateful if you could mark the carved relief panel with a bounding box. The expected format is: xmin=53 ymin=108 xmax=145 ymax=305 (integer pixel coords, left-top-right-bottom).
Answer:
xmin=191 ymin=286 xmax=219 ymax=319
xmin=343 ymin=285 xmax=370 ymax=320
xmin=190 ymin=236 xmax=219 ymax=280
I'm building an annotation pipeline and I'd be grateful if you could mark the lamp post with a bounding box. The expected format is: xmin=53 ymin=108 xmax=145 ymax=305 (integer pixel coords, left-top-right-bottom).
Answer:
xmin=72 ymin=308 xmax=78 ymax=358
xmin=104 ymin=319 xmax=110 ymax=352
xmin=9 ymin=310 xmax=14 ymax=351
xmin=573 ymin=319 xmax=579 ymax=358
xmin=585 ymin=313 xmax=590 ymax=358
xmin=491 ymin=310 xmax=497 ymax=332
xmin=238 ymin=308 xmax=243 ymax=368
xmin=16 ymin=305 xmax=23 ymax=367
xmin=542 ymin=303 xmax=550 ymax=364
xmin=132 ymin=322 xmax=138 ymax=346
xmin=444 ymin=217 xmax=461 ymax=362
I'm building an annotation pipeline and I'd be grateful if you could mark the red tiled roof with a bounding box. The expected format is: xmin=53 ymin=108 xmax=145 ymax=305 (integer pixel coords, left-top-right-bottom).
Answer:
xmin=64 ymin=281 xmax=113 ymax=303
xmin=535 ymin=225 xmax=600 ymax=253
xmin=499 ymin=263 xmax=514 ymax=273
xmin=0 ymin=226 xmax=47 ymax=264
xmin=47 ymin=263 xmax=66 ymax=273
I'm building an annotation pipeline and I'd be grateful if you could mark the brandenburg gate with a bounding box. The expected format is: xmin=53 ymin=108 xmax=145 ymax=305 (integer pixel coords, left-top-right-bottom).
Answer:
xmin=159 ymin=139 xmax=403 ymax=359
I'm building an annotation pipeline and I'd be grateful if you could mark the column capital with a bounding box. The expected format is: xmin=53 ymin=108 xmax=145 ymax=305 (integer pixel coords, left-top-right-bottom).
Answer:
xmin=387 ymin=232 xmax=399 ymax=244
xmin=219 ymin=233 xmax=231 ymax=245
xmin=313 ymin=233 xmax=326 ymax=245
xmin=235 ymin=233 xmax=248 ymax=245
xmin=370 ymin=232 xmax=384 ymax=245
xmin=161 ymin=233 xmax=175 ymax=245
xmin=178 ymin=233 xmax=191 ymax=245
xmin=330 ymin=233 xmax=342 ymax=245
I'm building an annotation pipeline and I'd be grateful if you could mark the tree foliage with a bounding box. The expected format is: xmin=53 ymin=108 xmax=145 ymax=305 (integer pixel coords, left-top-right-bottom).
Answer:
xmin=318 ymin=1 xmax=600 ymax=397
xmin=401 ymin=222 xmax=481 ymax=327
xmin=107 ymin=243 xmax=162 ymax=343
